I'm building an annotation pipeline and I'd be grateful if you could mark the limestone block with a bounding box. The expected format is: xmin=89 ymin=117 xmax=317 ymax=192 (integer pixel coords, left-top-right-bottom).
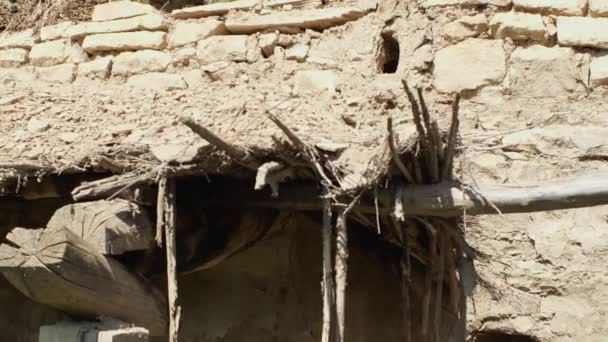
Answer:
xmin=36 ymin=63 xmax=76 ymax=83
xmin=168 ymin=20 xmax=227 ymax=48
xmin=78 ymin=56 xmax=113 ymax=79
xmin=196 ymin=35 xmax=248 ymax=64
xmin=590 ymin=0 xmax=608 ymax=17
xmin=66 ymin=14 xmax=167 ymax=39
xmin=443 ymin=14 xmax=488 ymax=42
xmin=82 ymin=31 xmax=167 ymax=53
xmin=173 ymin=47 xmax=197 ymax=66
xmin=490 ymin=12 xmax=547 ymax=42
xmin=97 ymin=327 xmax=149 ymax=342
xmin=0 ymin=29 xmax=37 ymax=49
xmin=181 ymin=69 xmax=208 ymax=88
xmin=172 ymin=0 xmax=257 ymax=19
xmin=0 ymin=67 xmax=35 ymax=85
xmin=513 ymin=0 xmax=587 ymax=16
xmin=92 ymin=0 xmax=156 ymax=21
xmin=420 ymin=0 xmax=512 ymax=7
xmin=294 ymin=70 xmax=337 ymax=94
xmin=433 ymin=38 xmax=506 ymax=93
xmin=126 ymin=73 xmax=188 ymax=90
xmin=112 ymin=50 xmax=171 ymax=76
xmin=506 ymin=45 xmax=578 ymax=97
xmin=41 ymin=22 xmax=75 ymax=41
xmin=590 ymin=55 xmax=608 ymax=86
xmin=285 ymin=44 xmax=309 ymax=62
xmin=259 ymin=32 xmax=279 ymax=57
xmin=0 ymin=48 xmax=28 ymax=67
xmin=557 ymin=17 xmax=608 ymax=49
xmin=29 ymin=39 xmax=88 ymax=67
xmin=225 ymin=7 xmax=367 ymax=34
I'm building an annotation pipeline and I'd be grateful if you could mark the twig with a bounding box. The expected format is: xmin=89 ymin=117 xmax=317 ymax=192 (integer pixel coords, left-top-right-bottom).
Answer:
xmin=321 ymin=196 xmax=334 ymax=342
xmin=442 ymin=94 xmax=461 ymax=180
xmin=416 ymin=217 xmax=437 ymax=337
xmin=387 ymin=117 xmax=415 ymax=183
xmin=402 ymin=80 xmax=427 ymax=145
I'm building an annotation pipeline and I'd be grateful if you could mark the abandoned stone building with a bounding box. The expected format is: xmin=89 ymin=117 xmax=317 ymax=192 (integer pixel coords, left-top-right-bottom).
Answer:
xmin=0 ymin=0 xmax=607 ymax=341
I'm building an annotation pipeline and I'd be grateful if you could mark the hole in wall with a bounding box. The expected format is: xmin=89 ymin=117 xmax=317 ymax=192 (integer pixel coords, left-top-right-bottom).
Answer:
xmin=474 ymin=331 xmax=539 ymax=342
xmin=378 ymin=33 xmax=400 ymax=74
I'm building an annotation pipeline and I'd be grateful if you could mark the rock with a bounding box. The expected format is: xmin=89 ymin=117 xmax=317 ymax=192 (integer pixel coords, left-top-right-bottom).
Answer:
xmin=58 ymin=132 xmax=80 ymax=143
xmin=168 ymin=20 xmax=227 ymax=48
xmin=92 ymin=0 xmax=156 ymax=22
xmin=181 ymin=69 xmax=208 ymax=88
xmin=490 ymin=12 xmax=547 ymax=42
xmin=506 ymin=45 xmax=579 ymax=97
xmin=433 ymin=38 xmax=506 ymax=93
xmin=294 ymin=70 xmax=337 ymax=94
xmin=173 ymin=47 xmax=197 ymax=66
xmin=259 ymin=32 xmax=279 ymax=57
xmin=66 ymin=14 xmax=167 ymax=39
xmin=29 ymin=39 xmax=88 ymax=67
xmin=557 ymin=17 xmax=608 ymax=49
xmin=27 ymin=118 xmax=51 ymax=133
xmin=196 ymin=35 xmax=248 ymax=64
xmin=420 ymin=0 xmax=512 ymax=7
xmin=513 ymin=0 xmax=587 ymax=16
xmin=150 ymin=140 xmax=204 ymax=163
xmin=82 ymin=31 xmax=167 ymax=53
xmin=78 ymin=56 xmax=113 ymax=79
xmin=225 ymin=7 xmax=368 ymax=34
xmin=285 ymin=44 xmax=309 ymax=62
xmin=590 ymin=54 xmax=608 ymax=87
xmin=36 ymin=63 xmax=76 ymax=83
xmin=0 ymin=29 xmax=37 ymax=49
xmin=443 ymin=14 xmax=488 ymax=42
xmin=412 ymin=44 xmax=434 ymax=70
xmin=112 ymin=50 xmax=171 ymax=76
xmin=0 ymin=67 xmax=35 ymax=85
xmin=590 ymin=0 xmax=608 ymax=17
xmin=126 ymin=73 xmax=188 ymax=91
xmin=0 ymin=48 xmax=28 ymax=68
xmin=40 ymin=22 xmax=75 ymax=41
xmin=171 ymin=0 xmax=317 ymax=19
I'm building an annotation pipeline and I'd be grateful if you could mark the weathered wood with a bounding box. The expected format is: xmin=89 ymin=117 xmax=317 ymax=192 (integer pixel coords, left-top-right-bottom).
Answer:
xmin=321 ymin=196 xmax=333 ymax=342
xmin=0 ymin=227 xmax=167 ymax=335
xmin=47 ymin=199 xmax=154 ymax=255
xmin=335 ymin=209 xmax=348 ymax=342
xmin=71 ymin=173 xmax=154 ymax=201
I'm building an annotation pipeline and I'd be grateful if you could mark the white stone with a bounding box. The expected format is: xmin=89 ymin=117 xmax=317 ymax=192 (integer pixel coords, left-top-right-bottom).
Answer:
xmin=168 ymin=20 xmax=227 ymax=48
xmin=112 ymin=50 xmax=171 ymax=76
xmin=127 ymin=73 xmax=188 ymax=90
xmin=420 ymin=0 xmax=512 ymax=7
xmin=259 ymin=32 xmax=279 ymax=57
xmin=285 ymin=44 xmax=309 ymax=62
xmin=58 ymin=132 xmax=80 ymax=143
xmin=557 ymin=17 xmax=608 ymax=49
xmin=40 ymin=22 xmax=75 ymax=41
xmin=66 ymin=14 xmax=167 ymax=39
xmin=433 ymin=38 xmax=506 ymax=93
xmin=513 ymin=0 xmax=587 ymax=16
xmin=506 ymin=45 xmax=579 ymax=97
xmin=172 ymin=0 xmax=258 ymax=19
xmin=36 ymin=63 xmax=76 ymax=83
xmin=0 ymin=29 xmax=37 ymax=49
xmin=443 ymin=14 xmax=488 ymax=42
xmin=92 ymin=0 xmax=156 ymax=21
xmin=97 ymin=327 xmax=149 ymax=342
xmin=590 ymin=0 xmax=608 ymax=17
xmin=173 ymin=47 xmax=197 ymax=65
xmin=78 ymin=56 xmax=113 ymax=79
xmin=29 ymin=39 xmax=88 ymax=67
xmin=27 ymin=117 xmax=51 ymax=133
xmin=294 ymin=70 xmax=337 ymax=94
xmin=490 ymin=12 xmax=547 ymax=42
xmin=0 ymin=48 xmax=28 ymax=67
xmin=181 ymin=69 xmax=208 ymax=88
xmin=196 ymin=35 xmax=248 ymax=64
xmin=590 ymin=54 xmax=608 ymax=86
xmin=82 ymin=31 xmax=167 ymax=53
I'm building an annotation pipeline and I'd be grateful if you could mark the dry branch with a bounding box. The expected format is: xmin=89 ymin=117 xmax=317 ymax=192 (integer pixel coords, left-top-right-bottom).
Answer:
xmin=71 ymin=172 xmax=154 ymax=201
xmin=387 ymin=117 xmax=415 ymax=183
xmin=442 ymin=94 xmax=461 ymax=180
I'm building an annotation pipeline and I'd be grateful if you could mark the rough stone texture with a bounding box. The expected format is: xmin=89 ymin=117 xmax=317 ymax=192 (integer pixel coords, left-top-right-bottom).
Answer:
xmin=506 ymin=45 xmax=579 ymax=97
xmin=0 ymin=66 xmax=35 ymax=85
xmin=78 ymin=56 xmax=113 ymax=79
xmin=0 ymin=29 xmax=37 ymax=49
xmin=259 ymin=32 xmax=279 ymax=57
xmin=35 ymin=63 xmax=76 ymax=83
xmin=112 ymin=50 xmax=171 ymax=76
xmin=97 ymin=327 xmax=149 ymax=342
xmin=433 ymin=38 xmax=506 ymax=93
xmin=285 ymin=44 xmax=309 ymax=62
xmin=168 ymin=20 xmax=227 ymax=48
xmin=173 ymin=47 xmax=197 ymax=66
xmin=490 ymin=12 xmax=547 ymax=42
xmin=443 ymin=14 xmax=488 ymax=42
xmin=0 ymin=48 xmax=28 ymax=67
xmin=40 ymin=22 xmax=75 ymax=42
xmin=294 ymin=70 xmax=337 ymax=94
xmin=29 ymin=39 xmax=88 ymax=67
xmin=513 ymin=0 xmax=587 ymax=16
xmin=420 ymin=0 xmax=512 ymax=7
xmin=196 ymin=35 xmax=248 ymax=64
xmin=172 ymin=0 xmax=258 ymax=19
xmin=557 ymin=17 xmax=608 ymax=49
xmin=82 ymin=31 xmax=167 ymax=53
xmin=92 ymin=0 xmax=156 ymax=22
xmin=181 ymin=69 xmax=208 ymax=88
xmin=126 ymin=73 xmax=188 ymax=90
xmin=66 ymin=14 xmax=167 ymax=39
xmin=590 ymin=0 xmax=608 ymax=17
xmin=590 ymin=54 xmax=608 ymax=86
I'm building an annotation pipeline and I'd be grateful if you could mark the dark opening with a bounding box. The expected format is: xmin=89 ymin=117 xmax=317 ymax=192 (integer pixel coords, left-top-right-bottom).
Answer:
xmin=474 ymin=332 xmax=539 ymax=342
xmin=379 ymin=33 xmax=400 ymax=74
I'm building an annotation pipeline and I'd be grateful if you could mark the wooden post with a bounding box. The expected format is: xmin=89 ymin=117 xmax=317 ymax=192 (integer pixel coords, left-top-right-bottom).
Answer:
xmin=335 ymin=209 xmax=348 ymax=342
xmin=321 ymin=196 xmax=333 ymax=342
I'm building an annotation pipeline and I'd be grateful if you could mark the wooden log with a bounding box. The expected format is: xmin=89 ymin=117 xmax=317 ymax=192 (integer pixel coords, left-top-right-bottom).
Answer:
xmin=47 ymin=199 xmax=154 ymax=255
xmin=0 ymin=227 xmax=167 ymax=335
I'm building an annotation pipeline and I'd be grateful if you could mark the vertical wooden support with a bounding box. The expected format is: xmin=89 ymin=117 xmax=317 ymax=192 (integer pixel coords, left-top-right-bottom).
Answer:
xmin=335 ymin=209 xmax=348 ymax=342
xmin=321 ymin=196 xmax=333 ymax=342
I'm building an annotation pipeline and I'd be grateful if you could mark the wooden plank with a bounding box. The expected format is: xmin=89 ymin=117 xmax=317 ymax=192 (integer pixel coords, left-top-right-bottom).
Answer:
xmin=0 ymin=227 xmax=167 ymax=336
